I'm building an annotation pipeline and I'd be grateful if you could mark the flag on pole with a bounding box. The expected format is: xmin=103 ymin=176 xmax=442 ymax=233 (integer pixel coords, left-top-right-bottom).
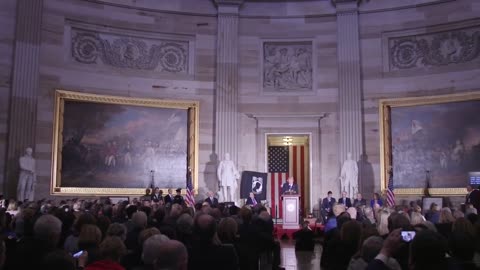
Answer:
xmin=386 ymin=168 xmax=395 ymax=207
xmin=186 ymin=168 xmax=195 ymax=207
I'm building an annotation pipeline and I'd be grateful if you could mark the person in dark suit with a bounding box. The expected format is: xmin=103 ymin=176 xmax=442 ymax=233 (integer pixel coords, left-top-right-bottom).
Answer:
xmin=353 ymin=192 xmax=367 ymax=208
xmin=466 ymin=185 xmax=480 ymax=212
xmin=164 ymin=188 xmax=174 ymax=205
xmin=338 ymin=191 xmax=352 ymax=208
xmin=204 ymin=191 xmax=218 ymax=207
xmin=151 ymin=187 xmax=162 ymax=202
xmin=245 ymin=192 xmax=258 ymax=206
xmin=281 ymin=176 xmax=298 ymax=195
xmin=173 ymin=188 xmax=184 ymax=205
xmin=321 ymin=191 xmax=336 ymax=222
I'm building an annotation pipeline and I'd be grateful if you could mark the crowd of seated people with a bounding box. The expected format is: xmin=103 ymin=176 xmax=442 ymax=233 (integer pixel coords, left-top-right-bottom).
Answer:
xmin=0 ymin=187 xmax=284 ymax=270
xmin=320 ymin=195 xmax=480 ymax=270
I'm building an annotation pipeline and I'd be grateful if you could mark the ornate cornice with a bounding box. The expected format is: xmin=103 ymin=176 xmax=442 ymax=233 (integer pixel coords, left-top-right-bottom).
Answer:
xmin=214 ymin=0 xmax=244 ymax=14
xmin=331 ymin=0 xmax=369 ymax=7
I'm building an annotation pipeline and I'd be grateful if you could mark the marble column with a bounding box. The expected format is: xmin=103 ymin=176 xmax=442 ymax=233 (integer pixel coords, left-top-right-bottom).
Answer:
xmin=214 ymin=0 xmax=243 ymax=164
xmin=5 ymin=0 xmax=43 ymax=197
xmin=335 ymin=0 xmax=364 ymax=188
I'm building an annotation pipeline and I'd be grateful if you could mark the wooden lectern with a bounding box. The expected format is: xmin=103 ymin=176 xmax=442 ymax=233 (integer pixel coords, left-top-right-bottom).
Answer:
xmin=282 ymin=194 xmax=300 ymax=229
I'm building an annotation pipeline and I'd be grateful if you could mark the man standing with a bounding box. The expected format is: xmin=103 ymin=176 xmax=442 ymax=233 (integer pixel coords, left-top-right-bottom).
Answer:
xmin=353 ymin=193 xmax=367 ymax=208
xmin=204 ymin=191 xmax=218 ymax=207
xmin=338 ymin=191 xmax=352 ymax=208
xmin=466 ymin=185 xmax=480 ymax=212
xmin=321 ymin=191 xmax=336 ymax=222
xmin=281 ymin=176 xmax=298 ymax=195
xmin=17 ymin=147 xmax=36 ymax=202
xmin=173 ymin=188 xmax=184 ymax=205
xmin=164 ymin=188 xmax=174 ymax=205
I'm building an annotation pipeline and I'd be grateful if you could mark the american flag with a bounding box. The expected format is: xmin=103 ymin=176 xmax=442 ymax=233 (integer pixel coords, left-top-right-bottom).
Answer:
xmin=268 ymin=145 xmax=309 ymax=219
xmin=186 ymin=168 xmax=195 ymax=207
xmin=386 ymin=168 xmax=395 ymax=207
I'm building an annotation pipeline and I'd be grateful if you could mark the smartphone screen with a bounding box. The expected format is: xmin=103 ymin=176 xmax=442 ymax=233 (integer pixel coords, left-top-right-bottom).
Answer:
xmin=73 ymin=250 xmax=84 ymax=258
xmin=401 ymin=231 xmax=416 ymax=242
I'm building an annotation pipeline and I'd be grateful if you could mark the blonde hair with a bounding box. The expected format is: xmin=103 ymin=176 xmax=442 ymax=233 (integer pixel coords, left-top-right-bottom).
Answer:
xmin=439 ymin=207 xmax=455 ymax=223
xmin=376 ymin=210 xmax=390 ymax=236
xmin=410 ymin=212 xmax=425 ymax=226
xmin=333 ymin=203 xmax=346 ymax=217
xmin=347 ymin=207 xmax=357 ymax=220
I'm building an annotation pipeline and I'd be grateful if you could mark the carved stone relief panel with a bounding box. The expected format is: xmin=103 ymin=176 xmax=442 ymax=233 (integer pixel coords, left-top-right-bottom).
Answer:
xmin=262 ymin=41 xmax=313 ymax=92
xmin=386 ymin=24 xmax=480 ymax=72
xmin=71 ymin=28 xmax=189 ymax=74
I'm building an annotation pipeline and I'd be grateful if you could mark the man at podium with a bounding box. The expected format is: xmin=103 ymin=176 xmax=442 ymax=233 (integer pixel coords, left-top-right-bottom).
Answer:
xmin=281 ymin=176 xmax=298 ymax=195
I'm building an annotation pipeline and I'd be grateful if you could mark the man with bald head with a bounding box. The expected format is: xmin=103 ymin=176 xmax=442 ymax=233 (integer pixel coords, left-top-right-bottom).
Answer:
xmin=188 ymin=214 xmax=238 ymax=270
xmin=154 ymin=240 xmax=188 ymax=270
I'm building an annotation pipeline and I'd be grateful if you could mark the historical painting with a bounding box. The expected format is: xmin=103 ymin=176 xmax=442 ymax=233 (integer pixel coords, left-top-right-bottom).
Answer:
xmin=51 ymin=90 xmax=199 ymax=195
xmin=263 ymin=41 xmax=313 ymax=92
xmin=380 ymin=92 xmax=480 ymax=195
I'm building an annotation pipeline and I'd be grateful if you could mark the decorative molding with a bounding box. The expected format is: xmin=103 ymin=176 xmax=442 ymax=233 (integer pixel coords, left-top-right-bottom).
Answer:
xmin=262 ymin=41 xmax=313 ymax=93
xmin=384 ymin=22 xmax=480 ymax=72
xmin=70 ymin=28 xmax=189 ymax=74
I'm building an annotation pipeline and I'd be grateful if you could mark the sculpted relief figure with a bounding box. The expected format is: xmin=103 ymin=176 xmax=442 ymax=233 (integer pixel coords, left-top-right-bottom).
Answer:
xmin=217 ymin=153 xmax=240 ymax=202
xmin=339 ymin=152 xmax=358 ymax=199
xmin=263 ymin=43 xmax=313 ymax=92
xmin=17 ymin=147 xmax=36 ymax=202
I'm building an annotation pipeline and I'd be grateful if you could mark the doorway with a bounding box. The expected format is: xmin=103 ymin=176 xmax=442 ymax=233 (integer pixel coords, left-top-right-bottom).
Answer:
xmin=266 ymin=134 xmax=311 ymax=220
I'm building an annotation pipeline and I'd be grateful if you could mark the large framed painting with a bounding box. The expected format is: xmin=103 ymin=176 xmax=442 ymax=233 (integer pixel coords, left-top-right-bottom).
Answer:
xmin=380 ymin=92 xmax=480 ymax=196
xmin=51 ymin=90 xmax=199 ymax=196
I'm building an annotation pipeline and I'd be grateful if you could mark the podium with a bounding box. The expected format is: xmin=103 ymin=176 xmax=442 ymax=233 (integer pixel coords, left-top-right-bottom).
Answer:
xmin=282 ymin=194 xmax=300 ymax=229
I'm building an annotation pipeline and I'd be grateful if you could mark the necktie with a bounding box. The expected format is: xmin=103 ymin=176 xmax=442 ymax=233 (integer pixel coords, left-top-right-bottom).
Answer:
xmin=253 ymin=198 xmax=257 ymax=205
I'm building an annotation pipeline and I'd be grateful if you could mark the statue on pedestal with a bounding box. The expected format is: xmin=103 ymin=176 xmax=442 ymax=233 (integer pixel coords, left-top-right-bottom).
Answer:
xmin=217 ymin=153 xmax=240 ymax=202
xmin=339 ymin=152 xmax=358 ymax=199
xmin=17 ymin=147 xmax=36 ymax=202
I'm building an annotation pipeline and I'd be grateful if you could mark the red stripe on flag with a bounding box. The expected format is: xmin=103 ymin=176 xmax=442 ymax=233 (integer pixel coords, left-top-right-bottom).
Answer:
xmin=279 ymin=173 xmax=285 ymax=218
xmin=300 ymin=146 xmax=305 ymax=214
xmin=271 ymin=173 xmax=276 ymax=218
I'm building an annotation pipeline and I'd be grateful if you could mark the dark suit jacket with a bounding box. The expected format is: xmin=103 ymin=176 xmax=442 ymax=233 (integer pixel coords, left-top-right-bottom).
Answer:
xmin=246 ymin=197 xmax=259 ymax=206
xmin=204 ymin=197 xmax=218 ymax=207
xmin=281 ymin=183 xmax=298 ymax=195
xmin=467 ymin=189 xmax=480 ymax=210
xmin=151 ymin=194 xmax=162 ymax=201
xmin=338 ymin=197 xmax=352 ymax=208
xmin=322 ymin=197 xmax=336 ymax=210
xmin=173 ymin=195 xmax=184 ymax=205
xmin=353 ymin=198 xmax=367 ymax=207
xmin=164 ymin=194 xmax=174 ymax=204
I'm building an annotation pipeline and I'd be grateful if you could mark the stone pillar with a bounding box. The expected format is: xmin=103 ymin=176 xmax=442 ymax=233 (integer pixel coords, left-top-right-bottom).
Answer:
xmin=5 ymin=0 xmax=43 ymax=197
xmin=335 ymin=1 xmax=364 ymax=189
xmin=214 ymin=0 xmax=243 ymax=164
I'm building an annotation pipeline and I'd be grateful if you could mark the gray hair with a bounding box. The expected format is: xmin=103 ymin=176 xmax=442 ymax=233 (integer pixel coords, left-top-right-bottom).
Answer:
xmin=154 ymin=240 xmax=188 ymax=270
xmin=176 ymin=213 xmax=194 ymax=234
xmin=142 ymin=234 xmax=170 ymax=265
xmin=34 ymin=214 xmax=62 ymax=241
xmin=106 ymin=223 xmax=127 ymax=241
xmin=466 ymin=207 xmax=478 ymax=215
xmin=132 ymin=211 xmax=148 ymax=229
xmin=361 ymin=236 xmax=384 ymax=262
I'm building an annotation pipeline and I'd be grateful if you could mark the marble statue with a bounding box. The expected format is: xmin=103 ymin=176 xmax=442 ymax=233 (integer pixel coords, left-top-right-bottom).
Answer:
xmin=217 ymin=153 xmax=240 ymax=202
xmin=17 ymin=147 xmax=36 ymax=202
xmin=339 ymin=152 xmax=358 ymax=199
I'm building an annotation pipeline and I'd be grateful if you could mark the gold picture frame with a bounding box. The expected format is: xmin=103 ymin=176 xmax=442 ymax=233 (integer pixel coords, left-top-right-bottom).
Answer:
xmin=51 ymin=90 xmax=199 ymax=196
xmin=379 ymin=91 xmax=480 ymax=196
